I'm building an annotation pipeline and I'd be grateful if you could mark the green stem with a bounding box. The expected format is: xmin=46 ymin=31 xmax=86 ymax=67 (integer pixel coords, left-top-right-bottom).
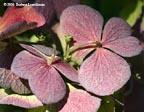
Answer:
xmin=69 ymin=42 xmax=98 ymax=54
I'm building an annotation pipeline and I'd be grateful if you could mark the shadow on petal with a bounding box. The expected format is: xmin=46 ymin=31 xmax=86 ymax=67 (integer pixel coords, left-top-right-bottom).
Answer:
xmin=0 ymin=68 xmax=31 ymax=94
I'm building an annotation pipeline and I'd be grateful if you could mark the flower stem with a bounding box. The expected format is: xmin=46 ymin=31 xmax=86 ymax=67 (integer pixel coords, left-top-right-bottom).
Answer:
xmin=69 ymin=41 xmax=102 ymax=54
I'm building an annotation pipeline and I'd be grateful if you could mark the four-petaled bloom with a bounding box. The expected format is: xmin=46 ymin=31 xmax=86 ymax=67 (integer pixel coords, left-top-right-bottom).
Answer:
xmin=58 ymin=5 xmax=142 ymax=95
xmin=11 ymin=44 xmax=78 ymax=104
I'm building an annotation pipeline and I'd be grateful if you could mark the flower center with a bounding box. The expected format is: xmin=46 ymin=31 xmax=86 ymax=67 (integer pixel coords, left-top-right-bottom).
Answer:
xmin=46 ymin=54 xmax=60 ymax=65
xmin=95 ymin=41 xmax=102 ymax=48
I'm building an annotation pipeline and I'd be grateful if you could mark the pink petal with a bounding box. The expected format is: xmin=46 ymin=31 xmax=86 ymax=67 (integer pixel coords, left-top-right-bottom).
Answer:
xmin=102 ymin=17 xmax=131 ymax=43
xmin=20 ymin=44 xmax=46 ymax=59
xmin=0 ymin=68 xmax=31 ymax=94
xmin=0 ymin=6 xmax=45 ymax=40
xmin=32 ymin=44 xmax=59 ymax=56
xmin=71 ymin=47 xmax=94 ymax=64
xmin=20 ymin=44 xmax=57 ymax=59
xmin=0 ymin=68 xmax=15 ymax=88
xmin=52 ymin=60 xmax=78 ymax=82
xmin=59 ymin=90 xmax=101 ymax=112
xmin=60 ymin=5 xmax=103 ymax=43
xmin=2 ymin=6 xmax=45 ymax=27
xmin=53 ymin=0 xmax=80 ymax=18
xmin=79 ymin=48 xmax=131 ymax=96
xmin=0 ymin=89 xmax=43 ymax=108
xmin=29 ymin=66 xmax=66 ymax=104
xmin=11 ymin=51 xmax=45 ymax=79
xmin=11 ymin=78 xmax=31 ymax=94
xmin=103 ymin=36 xmax=142 ymax=57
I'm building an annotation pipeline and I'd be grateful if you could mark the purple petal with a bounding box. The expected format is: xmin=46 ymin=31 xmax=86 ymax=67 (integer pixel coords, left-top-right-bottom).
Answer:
xmin=11 ymin=78 xmax=31 ymax=94
xmin=32 ymin=44 xmax=59 ymax=56
xmin=53 ymin=0 xmax=80 ymax=18
xmin=59 ymin=90 xmax=101 ymax=112
xmin=60 ymin=5 xmax=103 ymax=43
xmin=29 ymin=66 xmax=66 ymax=104
xmin=20 ymin=44 xmax=47 ymax=59
xmin=102 ymin=17 xmax=131 ymax=43
xmin=11 ymin=51 xmax=45 ymax=79
xmin=0 ymin=88 xmax=43 ymax=108
xmin=103 ymin=36 xmax=142 ymax=57
xmin=52 ymin=60 xmax=78 ymax=82
xmin=71 ymin=47 xmax=94 ymax=64
xmin=0 ymin=68 xmax=15 ymax=89
xmin=20 ymin=44 xmax=58 ymax=59
xmin=0 ymin=68 xmax=31 ymax=94
xmin=79 ymin=48 xmax=131 ymax=96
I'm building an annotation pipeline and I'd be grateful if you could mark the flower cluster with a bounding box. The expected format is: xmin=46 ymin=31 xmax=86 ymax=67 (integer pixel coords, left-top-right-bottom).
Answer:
xmin=0 ymin=1 xmax=142 ymax=112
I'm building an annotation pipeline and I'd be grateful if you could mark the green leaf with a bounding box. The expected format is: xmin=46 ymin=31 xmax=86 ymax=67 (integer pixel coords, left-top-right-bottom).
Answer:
xmin=0 ymin=0 xmax=7 ymax=16
xmin=113 ymin=90 xmax=124 ymax=112
xmin=141 ymin=15 xmax=144 ymax=31
xmin=29 ymin=35 xmax=40 ymax=43
xmin=0 ymin=105 xmax=25 ymax=112
xmin=99 ymin=0 xmax=131 ymax=21
xmin=0 ymin=41 xmax=7 ymax=52
xmin=98 ymin=96 xmax=115 ymax=112
xmin=27 ymin=105 xmax=58 ymax=112
xmin=46 ymin=104 xmax=58 ymax=112
xmin=27 ymin=106 xmax=46 ymax=112
xmin=15 ymin=34 xmax=46 ymax=44
xmin=120 ymin=0 xmax=143 ymax=26
xmin=81 ymin=0 xmax=98 ymax=9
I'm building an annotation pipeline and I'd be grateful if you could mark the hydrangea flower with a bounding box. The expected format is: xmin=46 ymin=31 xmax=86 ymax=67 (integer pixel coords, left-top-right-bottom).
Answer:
xmin=0 ymin=6 xmax=45 ymax=40
xmin=58 ymin=5 xmax=142 ymax=95
xmin=11 ymin=44 xmax=78 ymax=104
xmin=59 ymin=90 xmax=101 ymax=112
